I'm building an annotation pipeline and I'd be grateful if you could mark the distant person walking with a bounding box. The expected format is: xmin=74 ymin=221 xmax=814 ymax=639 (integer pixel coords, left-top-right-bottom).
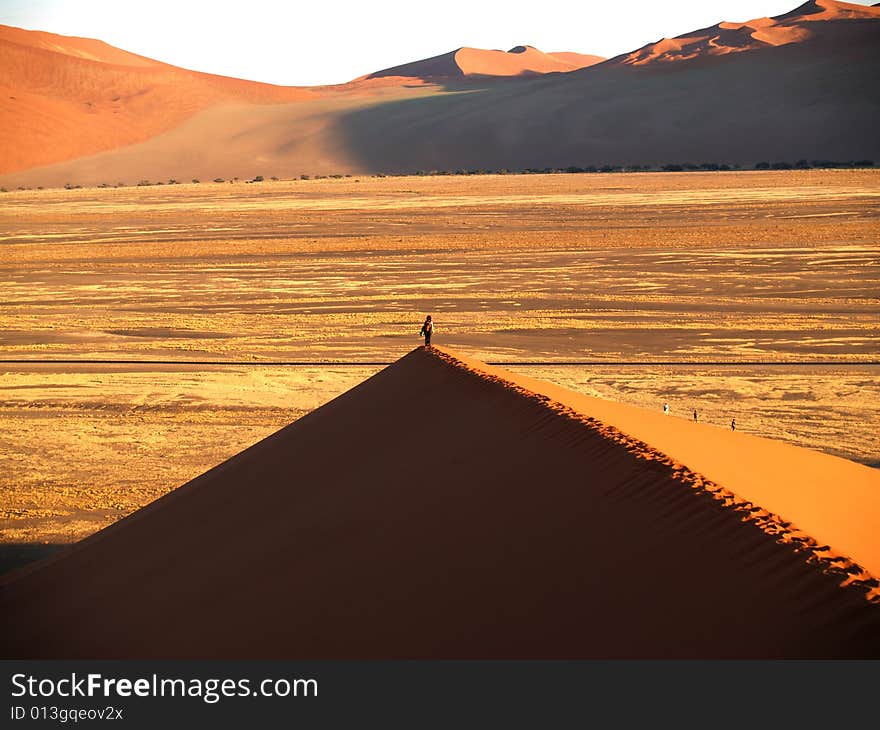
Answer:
xmin=731 ymin=418 xmax=736 ymax=431
xmin=663 ymin=402 xmax=669 ymax=415
xmin=693 ymin=409 xmax=698 ymax=423
xmin=420 ymin=315 xmax=434 ymax=348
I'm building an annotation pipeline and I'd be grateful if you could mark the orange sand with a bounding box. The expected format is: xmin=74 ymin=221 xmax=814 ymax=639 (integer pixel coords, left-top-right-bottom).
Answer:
xmin=0 ymin=24 xmax=313 ymax=174
xmin=366 ymin=45 xmax=603 ymax=80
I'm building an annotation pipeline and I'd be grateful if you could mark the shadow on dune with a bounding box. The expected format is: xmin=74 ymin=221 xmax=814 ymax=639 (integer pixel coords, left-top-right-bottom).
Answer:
xmin=0 ymin=544 xmax=66 ymax=577
xmin=331 ymin=20 xmax=880 ymax=172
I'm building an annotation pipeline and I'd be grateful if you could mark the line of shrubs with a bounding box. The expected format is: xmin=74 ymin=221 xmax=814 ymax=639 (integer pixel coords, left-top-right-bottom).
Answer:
xmin=754 ymin=160 xmax=874 ymax=170
xmin=1 ymin=160 xmax=874 ymax=193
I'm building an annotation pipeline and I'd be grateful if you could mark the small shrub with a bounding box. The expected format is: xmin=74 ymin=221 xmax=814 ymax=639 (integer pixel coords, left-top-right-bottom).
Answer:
xmin=137 ymin=180 xmax=151 ymax=186
xmin=213 ymin=178 xmax=224 ymax=183
xmin=755 ymin=162 xmax=771 ymax=170
xmin=270 ymin=176 xmax=278 ymax=181
xmin=191 ymin=178 xmax=200 ymax=184
xmin=300 ymin=174 xmax=310 ymax=180
xmin=252 ymin=175 xmax=264 ymax=182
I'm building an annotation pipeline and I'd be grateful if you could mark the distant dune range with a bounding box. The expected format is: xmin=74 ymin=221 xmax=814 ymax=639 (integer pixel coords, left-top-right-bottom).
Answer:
xmin=362 ymin=45 xmax=605 ymax=79
xmin=2 ymin=348 xmax=879 ymax=658
xmin=1 ymin=0 xmax=878 ymax=186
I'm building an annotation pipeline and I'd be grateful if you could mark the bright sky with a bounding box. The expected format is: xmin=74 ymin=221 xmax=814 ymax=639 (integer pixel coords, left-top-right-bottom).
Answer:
xmin=0 ymin=0 xmax=875 ymax=85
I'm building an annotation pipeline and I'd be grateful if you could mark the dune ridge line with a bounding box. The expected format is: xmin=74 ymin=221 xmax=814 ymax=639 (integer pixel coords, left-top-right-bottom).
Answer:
xmin=430 ymin=346 xmax=880 ymax=604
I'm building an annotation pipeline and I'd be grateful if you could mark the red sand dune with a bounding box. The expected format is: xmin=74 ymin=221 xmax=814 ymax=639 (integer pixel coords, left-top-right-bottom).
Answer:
xmin=0 ymin=0 xmax=877 ymax=185
xmin=0 ymin=24 xmax=314 ymax=174
xmin=364 ymin=45 xmax=604 ymax=81
xmin=0 ymin=25 xmax=163 ymax=67
xmin=2 ymin=347 xmax=878 ymax=659
xmin=611 ymin=0 xmax=879 ymax=66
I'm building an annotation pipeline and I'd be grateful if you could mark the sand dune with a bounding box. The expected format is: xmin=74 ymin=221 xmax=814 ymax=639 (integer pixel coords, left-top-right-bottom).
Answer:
xmin=0 ymin=0 xmax=877 ymax=185
xmin=0 ymin=24 xmax=313 ymax=174
xmin=0 ymin=25 xmax=164 ymax=67
xmin=365 ymin=45 xmax=603 ymax=80
xmin=2 ymin=347 xmax=878 ymax=659
xmin=611 ymin=0 xmax=879 ymax=65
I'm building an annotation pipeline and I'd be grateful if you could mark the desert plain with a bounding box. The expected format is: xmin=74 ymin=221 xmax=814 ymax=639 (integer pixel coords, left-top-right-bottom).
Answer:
xmin=0 ymin=169 xmax=878 ymax=558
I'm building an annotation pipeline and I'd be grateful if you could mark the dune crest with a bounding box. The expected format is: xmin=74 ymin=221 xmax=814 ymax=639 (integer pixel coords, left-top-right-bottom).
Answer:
xmin=436 ymin=347 xmax=880 ymax=589
xmin=2 ymin=347 xmax=878 ymax=659
xmin=0 ymin=25 xmax=164 ymax=67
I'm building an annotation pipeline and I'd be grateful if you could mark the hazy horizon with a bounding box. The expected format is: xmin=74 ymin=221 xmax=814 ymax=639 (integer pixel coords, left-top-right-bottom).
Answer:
xmin=1 ymin=0 xmax=877 ymax=86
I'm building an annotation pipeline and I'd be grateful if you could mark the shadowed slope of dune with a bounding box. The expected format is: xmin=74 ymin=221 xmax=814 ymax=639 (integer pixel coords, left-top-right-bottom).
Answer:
xmin=2 ymin=347 xmax=878 ymax=659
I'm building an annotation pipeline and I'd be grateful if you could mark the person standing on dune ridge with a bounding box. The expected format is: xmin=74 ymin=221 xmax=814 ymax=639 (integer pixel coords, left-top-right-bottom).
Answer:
xmin=420 ymin=315 xmax=434 ymax=348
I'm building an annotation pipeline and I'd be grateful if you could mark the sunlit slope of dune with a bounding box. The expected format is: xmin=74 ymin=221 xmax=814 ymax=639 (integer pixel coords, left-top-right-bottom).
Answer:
xmin=0 ymin=24 xmax=314 ymax=174
xmin=0 ymin=25 xmax=164 ymax=67
xmin=608 ymin=0 xmax=879 ymax=65
xmin=2 ymin=347 xmax=878 ymax=659
xmin=364 ymin=45 xmax=604 ymax=80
